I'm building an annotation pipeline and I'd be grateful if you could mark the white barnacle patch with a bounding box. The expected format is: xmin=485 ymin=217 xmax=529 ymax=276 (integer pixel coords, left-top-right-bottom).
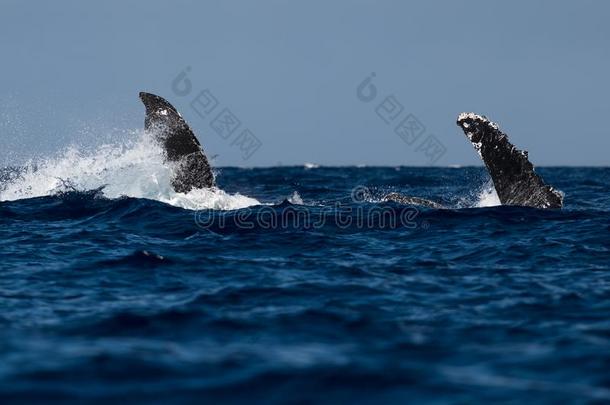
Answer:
xmin=457 ymin=112 xmax=500 ymax=131
xmin=472 ymin=141 xmax=483 ymax=158
xmin=462 ymin=122 xmax=470 ymax=129
xmin=159 ymin=109 xmax=168 ymax=116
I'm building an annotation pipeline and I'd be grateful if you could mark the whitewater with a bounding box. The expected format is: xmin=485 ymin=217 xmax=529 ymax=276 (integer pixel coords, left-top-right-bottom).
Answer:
xmin=0 ymin=131 xmax=501 ymax=209
xmin=0 ymin=131 xmax=260 ymax=210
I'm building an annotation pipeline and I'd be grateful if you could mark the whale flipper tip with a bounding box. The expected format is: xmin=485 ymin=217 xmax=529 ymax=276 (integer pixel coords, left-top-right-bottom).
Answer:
xmin=139 ymin=92 xmax=215 ymax=192
xmin=456 ymin=112 xmax=563 ymax=209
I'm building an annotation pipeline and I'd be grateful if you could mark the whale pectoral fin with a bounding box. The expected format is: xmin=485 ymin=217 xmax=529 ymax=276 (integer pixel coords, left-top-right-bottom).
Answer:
xmin=457 ymin=113 xmax=563 ymax=209
xmin=139 ymin=92 xmax=215 ymax=192
xmin=171 ymin=152 xmax=216 ymax=193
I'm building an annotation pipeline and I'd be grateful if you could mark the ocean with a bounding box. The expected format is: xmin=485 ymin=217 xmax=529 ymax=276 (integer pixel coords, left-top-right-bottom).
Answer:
xmin=1 ymin=137 xmax=609 ymax=403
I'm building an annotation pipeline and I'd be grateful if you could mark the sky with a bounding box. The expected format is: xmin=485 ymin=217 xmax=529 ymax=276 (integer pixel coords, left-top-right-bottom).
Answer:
xmin=0 ymin=0 xmax=608 ymax=167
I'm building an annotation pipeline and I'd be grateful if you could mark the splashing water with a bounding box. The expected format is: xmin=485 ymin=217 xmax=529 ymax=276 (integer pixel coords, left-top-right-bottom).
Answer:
xmin=475 ymin=180 xmax=501 ymax=207
xmin=288 ymin=191 xmax=304 ymax=205
xmin=0 ymin=131 xmax=260 ymax=210
xmin=1 ymin=128 xmax=502 ymax=211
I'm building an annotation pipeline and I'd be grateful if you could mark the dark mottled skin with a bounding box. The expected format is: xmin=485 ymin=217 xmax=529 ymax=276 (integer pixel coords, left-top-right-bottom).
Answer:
xmin=457 ymin=113 xmax=563 ymax=209
xmin=139 ymin=92 xmax=215 ymax=193
xmin=383 ymin=193 xmax=445 ymax=209
xmin=382 ymin=113 xmax=563 ymax=209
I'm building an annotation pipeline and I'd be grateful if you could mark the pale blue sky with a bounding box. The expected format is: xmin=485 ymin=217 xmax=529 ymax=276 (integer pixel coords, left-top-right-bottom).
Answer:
xmin=1 ymin=0 xmax=608 ymax=166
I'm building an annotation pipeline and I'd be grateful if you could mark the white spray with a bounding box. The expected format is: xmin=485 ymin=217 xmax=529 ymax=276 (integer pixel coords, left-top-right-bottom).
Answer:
xmin=0 ymin=130 xmax=260 ymax=210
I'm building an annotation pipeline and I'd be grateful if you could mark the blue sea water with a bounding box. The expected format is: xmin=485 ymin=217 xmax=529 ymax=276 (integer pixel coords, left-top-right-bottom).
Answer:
xmin=1 ymin=165 xmax=609 ymax=404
